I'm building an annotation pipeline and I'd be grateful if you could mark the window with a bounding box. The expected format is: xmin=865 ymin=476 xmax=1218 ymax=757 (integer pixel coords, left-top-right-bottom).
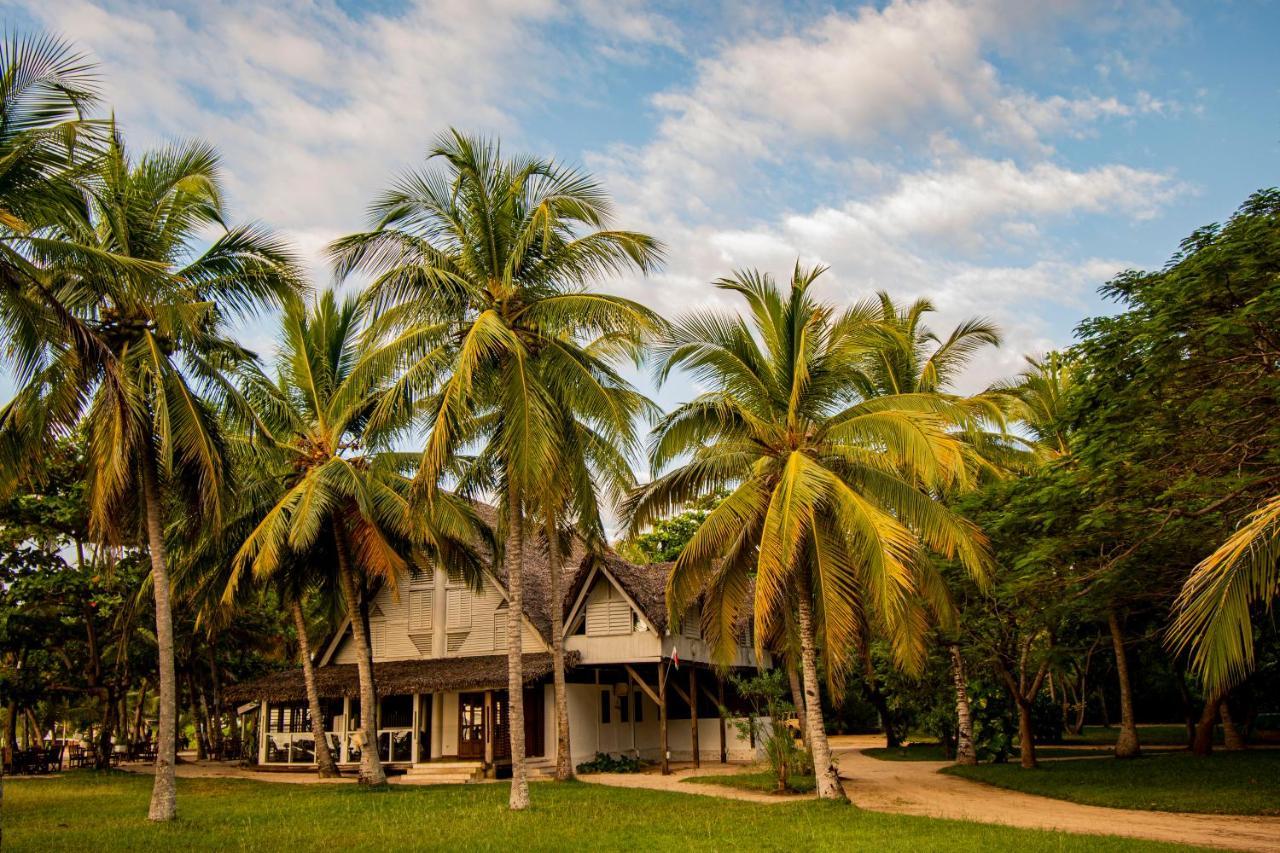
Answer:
xmin=585 ymin=579 xmax=633 ymax=636
xmin=600 ymin=690 xmax=611 ymax=724
xmin=619 ymin=692 xmax=630 ymax=723
xmin=493 ymin=609 xmax=508 ymax=650
xmin=446 ymin=588 xmax=472 ymax=630
xmin=408 ymin=588 xmax=434 ymax=633
xmin=380 ymin=694 xmax=414 ymax=730
xmin=634 ymin=692 xmax=643 ymax=723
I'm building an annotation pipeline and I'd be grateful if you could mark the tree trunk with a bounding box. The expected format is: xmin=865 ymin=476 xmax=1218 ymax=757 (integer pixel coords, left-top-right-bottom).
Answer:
xmin=786 ymin=658 xmax=807 ymax=747
xmin=140 ymin=446 xmax=177 ymax=821
xmin=1107 ymin=610 xmax=1141 ymax=759
xmin=505 ymin=497 xmax=530 ymax=810
xmin=333 ymin=521 xmax=386 ymax=786
xmin=1017 ymin=700 xmax=1037 ymax=769
xmin=1175 ymin=672 xmax=1196 ymax=748
xmin=95 ymin=685 xmax=117 ymax=770
xmin=865 ymin=682 xmax=899 ymax=748
xmin=1193 ymin=692 xmax=1219 ymax=756
xmin=291 ymin=599 xmax=340 ymax=778
xmin=207 ymin=651 xmax=225 ymax=757
xmin=197 ymin=682 xmax=217 ymax=758
xmin=5 ymin=698 xmax=18 ymax=755
xmin=132 ymin=679 xmax=148 ymax=746
xmin=795 ymin=574 xmax=847 ymax=802
xmin=1220 ymin=699 xmax=1245 ymax=751
xmin=949 ymin=644 xmax=976 ymax=766
xmin=188 ymin=676 xmax=207 ymax=760
xmin=545 ymin=515 xmax=572 ymax=781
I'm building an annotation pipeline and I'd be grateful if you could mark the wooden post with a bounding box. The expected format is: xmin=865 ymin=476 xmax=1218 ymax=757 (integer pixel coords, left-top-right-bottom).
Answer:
xmin=689 ymin=667 xmax=700 ymax=768
xmin=483 ymin=690 xmax=494 ymax=771
xmin=718 ymin=677 xmax=727 ymax=764
xmin=658 ymin=661 xmax=669 ymax=775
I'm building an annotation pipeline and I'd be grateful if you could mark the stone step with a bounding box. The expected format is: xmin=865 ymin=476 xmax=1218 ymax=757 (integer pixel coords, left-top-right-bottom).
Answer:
xmin=403 ymin=762 xmax=484 ymax=784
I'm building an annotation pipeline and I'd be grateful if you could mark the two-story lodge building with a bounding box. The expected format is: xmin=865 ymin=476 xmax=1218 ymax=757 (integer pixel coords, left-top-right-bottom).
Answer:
xmin=227 ymin=533 xmax=767 ymax=780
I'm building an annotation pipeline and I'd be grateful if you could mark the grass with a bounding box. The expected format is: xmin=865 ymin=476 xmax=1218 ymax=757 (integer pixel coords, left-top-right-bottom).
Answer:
xmin=944 ymin=750 xmax=1280 ymax=816
xmin=5 ymin=770 xmax=1205 ymax=852
xmin=683 ymin=770 xmax=817 ymax=794
xmin=863 ymin=743 xmax=950 ymax=761
xmin=1061 ymin=725 xmax=1200 ymax=747
xmin=863 ymin=743 xmax=1117 ymax=762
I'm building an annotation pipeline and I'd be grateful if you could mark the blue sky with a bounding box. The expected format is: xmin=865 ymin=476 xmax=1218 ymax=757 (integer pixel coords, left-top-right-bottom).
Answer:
xmin=4 ymin=0 xmax=1279 ymax=409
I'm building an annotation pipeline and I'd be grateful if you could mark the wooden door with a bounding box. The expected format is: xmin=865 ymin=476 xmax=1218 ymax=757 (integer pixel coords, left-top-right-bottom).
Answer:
xmin=458 ymin=693 xmax=484 ymax=759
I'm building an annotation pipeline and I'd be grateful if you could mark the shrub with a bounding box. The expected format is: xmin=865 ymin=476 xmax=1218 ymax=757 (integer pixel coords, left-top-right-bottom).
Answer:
xmin=729 ymin=670 xmax=811 ymax=793
xmin=576 ymin=752 xmax=644 ymax=774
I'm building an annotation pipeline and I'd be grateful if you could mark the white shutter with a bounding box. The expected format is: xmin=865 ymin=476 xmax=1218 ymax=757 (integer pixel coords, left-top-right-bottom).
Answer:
xmin=408 ymin=589 xmax=434 ymax=633
xmin=608 ymin=598 xmax=632 ymax=634
xmin=370 ymin=621 xmax=386 ymax=658
xmin=445 ymin=588 xmax=472 ymax=630
xmin=494 ymin=609 xmax=508 ymax=650
xmin=682 ymin=607 xmax=700 ymax=639
xmin=586 ymin=581 xmax=635 ymax=636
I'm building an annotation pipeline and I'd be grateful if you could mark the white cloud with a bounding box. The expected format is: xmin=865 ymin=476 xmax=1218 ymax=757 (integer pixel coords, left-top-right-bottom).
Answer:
xmin=17 ymin=0 xmax=575 ymax=281
xmin=594 ymin=0 xmax=1175 ymax=220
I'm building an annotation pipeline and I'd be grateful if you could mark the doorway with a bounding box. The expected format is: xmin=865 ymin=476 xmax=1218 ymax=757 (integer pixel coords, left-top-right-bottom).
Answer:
xmin=458 ymin=693 xmax=485 ymax=759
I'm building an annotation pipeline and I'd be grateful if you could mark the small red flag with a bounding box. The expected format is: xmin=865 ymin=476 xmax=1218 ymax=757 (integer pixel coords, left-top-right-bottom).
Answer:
xmin=671 ymin=649 xmax=680 ymax=670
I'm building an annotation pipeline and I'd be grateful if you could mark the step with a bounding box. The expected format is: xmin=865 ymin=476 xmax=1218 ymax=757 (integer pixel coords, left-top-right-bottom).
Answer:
xmin=403 ymin=762 xmax=484 ymax=784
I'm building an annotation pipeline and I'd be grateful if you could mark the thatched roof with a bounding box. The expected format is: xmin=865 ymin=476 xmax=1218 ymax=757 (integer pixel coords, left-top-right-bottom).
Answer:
xmin=225 ymin=652 xmax=578 ymax=703
xmin=569 ymin=553 xmax=673 ymax=633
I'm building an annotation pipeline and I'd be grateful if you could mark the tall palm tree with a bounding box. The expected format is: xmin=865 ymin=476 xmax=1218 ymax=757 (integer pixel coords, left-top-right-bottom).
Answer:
xmin=625 ymin=265 xmax=991 ymax=801
xmin=1169 ymin=493 xmax=1280 ymax=693
xmin=227 ymin=290 xmax=488 ymax=786
xmin=0 ymin=32 xmax=108 ymax=388
xmin=176 ymin=466 xmax=344 ymax=779
xmin=0 ymin=129 xmax=301 ymax=820
xmin=329 ymin=130 xmax=663 ymax=808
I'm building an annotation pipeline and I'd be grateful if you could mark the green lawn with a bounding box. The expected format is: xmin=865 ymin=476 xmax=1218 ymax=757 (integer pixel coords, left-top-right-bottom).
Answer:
xmin=863 ymin=743 xmax=1116 ymax=761
xmin=5 ymin=770 xmax=1205 ymax=852
xmin=683 ymin=770 xmax=817 ymax=794
xmin=944 ymin=750 xmax=1280 ymax=816
xmin=1061 ymin=725 xmax=1199 ymax=747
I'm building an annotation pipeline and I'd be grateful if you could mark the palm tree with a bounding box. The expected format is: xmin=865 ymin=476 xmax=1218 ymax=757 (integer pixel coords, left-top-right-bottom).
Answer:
xmin=1169 ymin=493 xmax=1280 ymax=694
xmin=226 ymin=290 xmax=488 ymax=786
xmin=329 ymin=130 xmax=663 ymax=808
xmin=625 ymin=265 xmax=991 ymax=800
xmin=176 ymin=472 xmax=344 ymax=779
xmin=991 ymin=353 xmax=1075 ymax=458
xmin=0 ymin=129 xmax=300 ymax=820
xmin=0 ymin=33 xmax=108 ymax=389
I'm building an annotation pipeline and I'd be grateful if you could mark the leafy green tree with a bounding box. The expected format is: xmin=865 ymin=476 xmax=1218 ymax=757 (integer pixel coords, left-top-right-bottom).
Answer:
xmin=617 ymin=493 xmax=723 ymax=564
xmin=330 ymin=131 xmax=662 ymax=807
xmin=1064 ymin=189 xmax=1280 ymax=752
xmin=626 ymin=265 xmax=991 ymax=800
xmin=0 ymin=128 xmax=300 ymax=819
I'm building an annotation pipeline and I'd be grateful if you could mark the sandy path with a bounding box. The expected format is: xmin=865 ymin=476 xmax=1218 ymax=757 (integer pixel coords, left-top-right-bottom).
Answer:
xmin=829 ymin=735 xmax=1280 ymax=852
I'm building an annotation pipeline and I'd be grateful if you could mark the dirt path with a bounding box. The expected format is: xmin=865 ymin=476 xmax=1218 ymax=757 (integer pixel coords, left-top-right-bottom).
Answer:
xmin=829 ymin=735 xmax=1280 ymax=852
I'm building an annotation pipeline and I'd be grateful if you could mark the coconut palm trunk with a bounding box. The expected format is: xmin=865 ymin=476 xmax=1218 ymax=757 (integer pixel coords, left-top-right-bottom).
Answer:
xmin=1220 ymin=699 xmax=1245 ymax=750
xmin=333 ymin=523 xmax=386 ymax=786
xmin=506 ymin=497 xmax=530 ymax=809
xmin=1108 ymin=609 xmax=1141 ymax=758
xmin=140 ymin=445 xmax=178 ymax=821
xmin=795 ymin=572 xmax=846 ymax=802
xmin=1193 ymin=691 xmax=1220 ymax=756
xmin=786 ymin=659 xmax=807 ymax=747
xmin=949 ymin=644 xmax=977 ymax=765
xmin=546 ymin=515 xmax=572 ymax=780
xmin=290 ymin=599 xmax=339 ymax=778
